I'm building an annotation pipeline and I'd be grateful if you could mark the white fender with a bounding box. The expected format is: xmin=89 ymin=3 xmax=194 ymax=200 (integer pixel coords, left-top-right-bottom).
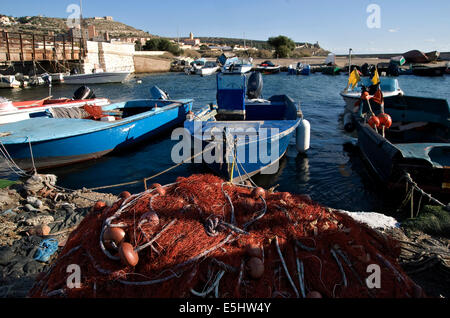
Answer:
xmin=296 ymin=119 xmax=310 ymax=153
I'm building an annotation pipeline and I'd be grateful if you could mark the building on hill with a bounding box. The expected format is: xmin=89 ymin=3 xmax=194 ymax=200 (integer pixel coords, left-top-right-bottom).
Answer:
xmin=111 ymin=36 xmax=152 ymax=45
xmin=183 ymin=32 xmax=200 ymax=46
xmin=93 ymin=16 xmax=114 ymax=21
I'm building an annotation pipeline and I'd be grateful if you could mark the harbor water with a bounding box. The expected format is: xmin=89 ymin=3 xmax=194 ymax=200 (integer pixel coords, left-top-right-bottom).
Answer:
xmin=1 ymin=73 xmax=449 ymax=213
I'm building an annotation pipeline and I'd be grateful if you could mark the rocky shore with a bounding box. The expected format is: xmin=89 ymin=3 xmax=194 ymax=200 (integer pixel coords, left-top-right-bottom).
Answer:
xmin=0 ymin=174 xmax=449 ymax=298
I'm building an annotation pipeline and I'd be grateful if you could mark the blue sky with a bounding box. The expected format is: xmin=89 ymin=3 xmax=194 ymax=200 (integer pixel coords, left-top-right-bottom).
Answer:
xmin=2 ymin=0 xmax=450 ymax=54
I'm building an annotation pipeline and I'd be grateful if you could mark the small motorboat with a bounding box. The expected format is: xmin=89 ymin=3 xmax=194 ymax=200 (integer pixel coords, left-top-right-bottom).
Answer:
xmin=255 ymin=60 xmax=281 ymax=74
xmin=298 ymin=63 xmax=311 ymax=75
xmin=63 ymin=69 xmax=131 ymax=84
xmin=0 ymin=86 xmax=110 ymax=125
xmin=184 ymin=59 xmax=206 ymax=75
xmin=221 ymin=57 xmax=253 ymax=74
xmin=0 ymin=75 xmax=21 ymax=88
xmin=196 ymin=61 xmax=219 ymax=76
xmin=289 ymin=62 xmax=311 ymax=75
xmin=340 ymin=77 xmax=404 ymax=113
xmin=0 ymin=88 xmax=193 ymax=170
xmin=183 ymin=72 xmax=310 ymax=182
xmin=351 ymin=93 xmax=450 ymax=197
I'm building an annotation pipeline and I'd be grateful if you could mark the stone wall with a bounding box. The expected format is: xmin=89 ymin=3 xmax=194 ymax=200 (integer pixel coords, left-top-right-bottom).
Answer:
xmin=133 ymin=55 xmax=171 ymax=73
xmin=82 ymin=41 xmax=135 ymax=74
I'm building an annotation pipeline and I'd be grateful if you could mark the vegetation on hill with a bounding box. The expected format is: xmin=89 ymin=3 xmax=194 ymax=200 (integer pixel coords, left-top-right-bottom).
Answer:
xmin=143 ymin=38 xmax=182 ymax=55
xmin=0 ymin=15 xmax=153 ymax=38
xmin=268 ymin=35 xmax=296 ymax=58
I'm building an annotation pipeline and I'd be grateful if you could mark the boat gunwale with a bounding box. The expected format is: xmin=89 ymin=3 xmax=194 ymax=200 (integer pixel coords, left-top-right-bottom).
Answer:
xmin=0 ymin=99 xmax=193 ymax=144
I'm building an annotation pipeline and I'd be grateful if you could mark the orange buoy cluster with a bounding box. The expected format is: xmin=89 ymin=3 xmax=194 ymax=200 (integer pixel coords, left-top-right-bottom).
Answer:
xmin=368 ymin=112 xmax=392 ymax=130
xmin=29 ymin=174 xmax=422 ymax=298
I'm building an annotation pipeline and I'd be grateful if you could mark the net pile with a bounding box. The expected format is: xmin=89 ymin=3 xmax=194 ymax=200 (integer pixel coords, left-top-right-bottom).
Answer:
xmin=29 ymin=174 xmax=423 ymax=298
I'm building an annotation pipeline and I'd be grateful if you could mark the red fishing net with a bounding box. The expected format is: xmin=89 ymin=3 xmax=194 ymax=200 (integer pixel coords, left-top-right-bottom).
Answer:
xmin=29 ymin=174 xmax=423 ymax=298
xmin=83 ymin=105 xmax=104 ymax=120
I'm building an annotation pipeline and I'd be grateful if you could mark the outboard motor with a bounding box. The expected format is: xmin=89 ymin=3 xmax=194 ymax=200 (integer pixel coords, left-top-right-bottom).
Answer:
xmin=247 ymin=71 xmax=263 ymax=100
xmin=73 ymin=86 xmax=96 ymax=100
xmin=150 ymin=86 xmax=169 ymax=100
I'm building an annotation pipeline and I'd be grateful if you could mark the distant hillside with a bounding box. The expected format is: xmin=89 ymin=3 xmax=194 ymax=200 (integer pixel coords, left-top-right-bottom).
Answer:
xmin=0 ymin=14 xmax=153 ymax=38
xmin=191 ymin=37 xmax=329 ymax=56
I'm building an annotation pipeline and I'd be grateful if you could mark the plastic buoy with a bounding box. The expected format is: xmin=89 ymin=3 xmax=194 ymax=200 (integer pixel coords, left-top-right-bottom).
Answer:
xmin=119 ymin=191 xmax=131 ymax=199
xmin=343 ymin=112 xmax=355 ymax=132
xmin=296 ymin=119 xmax=310 ymax=153
xmin=368 ymin=115 xmax=380 ymax=129
xmin=103 ymin=227 xmax=126 ymax=246
xmin=252 ymin=187 xmax=265 ymax=199
xmin=119 ymin=242 xmax=139 ymax=267
xmin=246 ymin=257 xmax=264 ymax=279
xmin=94 ymin=201 xmax=106 ymax=211
xmin=378 ymin=113 xmax=392 ymax=129
xmin=246 ymin=243 xmax=263 ymax=259
xmin=306 ymin=291 xmax=322 ymax=298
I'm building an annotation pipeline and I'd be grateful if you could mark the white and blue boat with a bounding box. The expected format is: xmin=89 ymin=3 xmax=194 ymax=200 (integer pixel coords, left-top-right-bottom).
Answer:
xmin=298 ymin=63 xmax=311 ymax=75
xmin=221 ymin=57 xmax=253 ymax=74
xmin=184 ymin=72 xmax=310 ymax=182
xmin=340 ymin=77 xmax=404 ymax=112
xmin=0 ymin=87 xmax=193 ymax=170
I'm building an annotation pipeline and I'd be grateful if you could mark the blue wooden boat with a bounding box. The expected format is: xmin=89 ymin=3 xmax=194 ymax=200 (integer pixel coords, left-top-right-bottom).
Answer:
xmin=0 ymin=92 xmax=193 ymax=170
xmin=184 ymin=72 xmax=310 ymax=182
xmin=352 ymin=94 xmax=450 ymax=196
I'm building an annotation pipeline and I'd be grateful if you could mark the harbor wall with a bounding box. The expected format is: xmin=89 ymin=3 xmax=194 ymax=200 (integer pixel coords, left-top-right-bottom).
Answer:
xmin=82 ymin=41 xmax=135 ymax=74
xmin=133 ymin=55 xmax=171 ymax=73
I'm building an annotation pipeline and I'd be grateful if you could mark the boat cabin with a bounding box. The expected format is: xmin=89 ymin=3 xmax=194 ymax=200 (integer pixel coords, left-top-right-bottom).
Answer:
xmin=215 ymin=72 xmax=298 ymax=121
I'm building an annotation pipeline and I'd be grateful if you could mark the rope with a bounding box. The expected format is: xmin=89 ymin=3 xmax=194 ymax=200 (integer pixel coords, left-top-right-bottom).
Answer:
xmin=27 ymin=137 xmax=37 ymax=175
xmin=0 ymin=141 xmax=29 ymax=177
xmin=401 ymin=172 xmax=446 ymax=210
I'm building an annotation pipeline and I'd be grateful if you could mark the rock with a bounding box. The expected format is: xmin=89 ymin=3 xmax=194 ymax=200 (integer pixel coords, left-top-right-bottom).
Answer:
xmin=1 ymin=209 xmax=17 ymax=217
xmin=26 ymin=196 xmax=43 ymax=209
xmin=23 ymin=174 xmax=57 ymax=194
xmin=0 ymin=246 xmax=15 ymax=266
xmin=29 ymin=224 xmax=51 ymax=236
xmin=0 ymin=192 xmax=14 ymax=207
xmin=24 ymin=215 xmax=54 ymax=227
xmin=23 ymin=261 xmax=42 ymax=274
xmin=24 ymin=204 xmax=39 ymax=212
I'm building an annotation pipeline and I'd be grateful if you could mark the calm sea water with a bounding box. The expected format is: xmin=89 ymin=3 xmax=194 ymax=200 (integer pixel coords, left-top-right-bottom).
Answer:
xmin=1 ymin=73 xmax=449 ymax=213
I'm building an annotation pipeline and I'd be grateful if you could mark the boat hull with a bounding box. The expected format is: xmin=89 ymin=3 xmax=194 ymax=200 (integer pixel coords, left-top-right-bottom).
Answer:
xmin=188 ymin=120 xmax=300 ymax=182
xmin=255 ymin=66 xmax=281 ymax=74
xmin=222 ymin=65 xmax=253 ymax=74
xmin=355 ymin=120 xmax=450 ymax=195
xmin=412 ymin=66 xmax=446 ymax=77
xmin=63 ymin=72 xmax=131 ymax=84
xmin=340 ymin=90 xmax=403 ymax=112
xmin=197 ymin=67 xmax=219 ymax=76
xmin=0 ymin=101 xmax=191 ymax=170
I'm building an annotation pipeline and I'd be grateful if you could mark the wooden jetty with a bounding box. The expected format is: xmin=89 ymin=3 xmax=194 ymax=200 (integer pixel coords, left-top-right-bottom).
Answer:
xmin=0 ymin=31 xmax=85 ymax=74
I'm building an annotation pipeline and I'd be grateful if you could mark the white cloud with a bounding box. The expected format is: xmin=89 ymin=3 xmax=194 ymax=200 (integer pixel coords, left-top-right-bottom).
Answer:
xmin=388 ymin=28 xmax=399 ymax=33
xmin=425 ymin=38 xmax=436 ymax=43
